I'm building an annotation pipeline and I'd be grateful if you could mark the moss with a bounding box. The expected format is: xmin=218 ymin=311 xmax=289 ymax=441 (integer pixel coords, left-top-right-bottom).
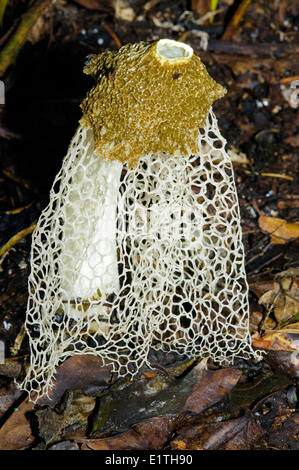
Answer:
xmin=80 ymin=40 xmax=226 ymax=167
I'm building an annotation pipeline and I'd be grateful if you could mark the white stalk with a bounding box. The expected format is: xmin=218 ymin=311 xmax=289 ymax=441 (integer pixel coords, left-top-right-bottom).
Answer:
xmin=59 ymin=128 xmax=123 ymax=304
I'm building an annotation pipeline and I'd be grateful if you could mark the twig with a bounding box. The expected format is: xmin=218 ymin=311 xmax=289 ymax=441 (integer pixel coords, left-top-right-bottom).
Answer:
xmin=207 ymin=39 xmax=299 ymax=57
xmin=280 ymin=76 xmax=299 ymax=84
xmin=244 ymin=170 xmax=294 ymax=181
xmin=0 ymin=23 xmax=16 ymax=47
xmin=2 ymin=169 xmax=33 ymax=190
xmin=103 ymin=24 xmax=122 ymax=48
xmin=222 ymin=0 xmax=252 ymax=41
xmin=0 ymin=0 xmax=52 ymax=77
xmin=0 ymin=222 xmax=36 ymax=257
xmin=247 ymin=252 xmax=284 ymax=275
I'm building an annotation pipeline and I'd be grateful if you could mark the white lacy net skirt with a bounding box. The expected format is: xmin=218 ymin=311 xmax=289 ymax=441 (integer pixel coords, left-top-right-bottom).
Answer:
xmin=20 ymin=109 xmax=261 ymax=401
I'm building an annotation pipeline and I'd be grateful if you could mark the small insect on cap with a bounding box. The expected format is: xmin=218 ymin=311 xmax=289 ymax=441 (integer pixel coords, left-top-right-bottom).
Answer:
xmin=80 ymin=39 xmax=226 ymax=166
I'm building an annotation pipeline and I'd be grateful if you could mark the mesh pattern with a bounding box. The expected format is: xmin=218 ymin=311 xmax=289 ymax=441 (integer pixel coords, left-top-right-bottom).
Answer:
xmin=20 ymin=109 xmax=260 ymax=401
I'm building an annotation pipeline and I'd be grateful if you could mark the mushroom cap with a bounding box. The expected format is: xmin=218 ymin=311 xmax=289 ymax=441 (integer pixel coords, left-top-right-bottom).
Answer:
xmin=80 ymin=39 xmax=226 ymax=166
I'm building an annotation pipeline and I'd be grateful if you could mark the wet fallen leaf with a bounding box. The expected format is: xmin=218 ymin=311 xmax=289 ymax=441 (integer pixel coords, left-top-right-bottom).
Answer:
xmin=37 ymin=355 xmax=113 ymax=405
xmin=184 ymin=368 xmax=242 ymax=414
xmin=0 ymin=398 xmax=35 ymax=450
xmin=90 ymin=358 xmax=199 ymax=435
xmin=80 ymin=416 xmax=175 ymax=450
xmin=258 ymin=214 xmax=299 ymax=244
xmin=229 ymin=371 xmax=291 ymax=416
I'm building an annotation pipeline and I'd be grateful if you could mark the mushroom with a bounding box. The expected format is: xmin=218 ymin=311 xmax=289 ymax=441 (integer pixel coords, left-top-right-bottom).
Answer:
xmin=20 ymin=39 xmax=261 ymax=401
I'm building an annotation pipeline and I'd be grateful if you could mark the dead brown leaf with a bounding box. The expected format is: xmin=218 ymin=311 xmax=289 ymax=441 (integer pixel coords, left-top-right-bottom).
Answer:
xmin=258 ymin=214 xmax=299 ymax=244
xmin=184 ymin=368 xmax=242 ymax=414
xmin=80 ymin=416 xmax=175 ymax=450
xmin=37 ymin=355 xmax=113 ymax=405
xmin=0 ymin=398 xmax=35 ymax=450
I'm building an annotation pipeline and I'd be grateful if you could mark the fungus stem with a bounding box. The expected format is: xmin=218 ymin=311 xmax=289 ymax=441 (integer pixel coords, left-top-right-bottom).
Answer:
xmin=60 ymin=129 xmax=123 ymax=302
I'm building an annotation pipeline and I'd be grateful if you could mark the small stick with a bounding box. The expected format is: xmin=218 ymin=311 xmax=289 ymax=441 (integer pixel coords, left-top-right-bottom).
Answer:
xmin=207 ymin=39 xmax=299 ymax=57
xmin=244 ymin=170 xmax=294 ymax=181
xmin=103 ymin=24 xmax=122 ymax=48
xmin=0 ymin=0 xmax=51 ymax=77
xmin=0 ymin=222 xmax=36 ymax=257
xmin=221 ymin=0 xmax=252 ymax=41
xmin=280 ymin=76 xmax=299 ymax=84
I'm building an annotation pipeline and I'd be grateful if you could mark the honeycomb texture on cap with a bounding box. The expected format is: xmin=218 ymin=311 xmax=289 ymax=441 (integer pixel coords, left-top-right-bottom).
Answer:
xmin=80 ymin=40 xmax=226 ymax=166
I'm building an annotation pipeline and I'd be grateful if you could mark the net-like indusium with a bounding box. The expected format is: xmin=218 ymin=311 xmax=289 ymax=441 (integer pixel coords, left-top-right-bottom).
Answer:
xmin=20 ymin=110 xmax=260 ymax=401
xmin=20 ymin=39 xmax=261 ymax=402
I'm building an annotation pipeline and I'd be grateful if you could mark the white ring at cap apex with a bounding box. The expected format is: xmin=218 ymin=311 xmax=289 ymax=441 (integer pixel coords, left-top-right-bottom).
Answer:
xmin=156 ymin=39 xmax=193 ymax=60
